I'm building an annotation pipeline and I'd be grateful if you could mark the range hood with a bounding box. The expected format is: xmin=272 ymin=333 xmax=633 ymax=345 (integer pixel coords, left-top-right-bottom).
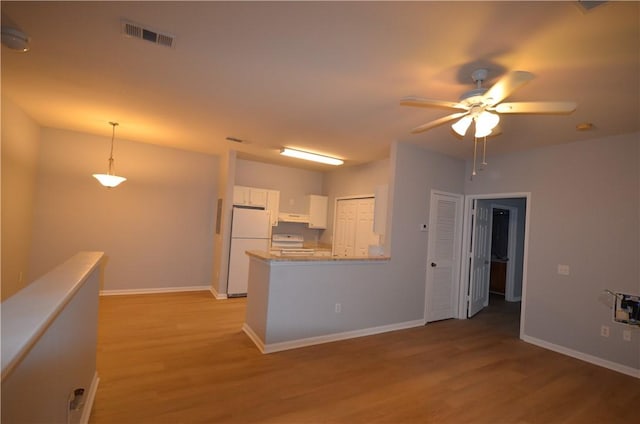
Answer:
xmin=278 ymin=212 xmax=310 ymax=223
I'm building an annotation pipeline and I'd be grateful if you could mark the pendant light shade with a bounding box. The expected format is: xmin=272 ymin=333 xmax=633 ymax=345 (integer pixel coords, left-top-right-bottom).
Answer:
xmin=92 ymin=174 xmax=127 ymax=188
xmin=93 ymin=122 xmax=127 ymax=188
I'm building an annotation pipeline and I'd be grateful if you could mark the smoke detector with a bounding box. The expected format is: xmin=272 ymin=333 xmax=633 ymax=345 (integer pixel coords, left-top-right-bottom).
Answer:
xmin=1 ymin=27 xmax=30 ymax=52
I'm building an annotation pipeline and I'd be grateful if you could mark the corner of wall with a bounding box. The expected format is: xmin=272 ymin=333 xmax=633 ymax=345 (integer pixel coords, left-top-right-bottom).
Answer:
xmin=1 ymin=96 xmax=41 ymax=300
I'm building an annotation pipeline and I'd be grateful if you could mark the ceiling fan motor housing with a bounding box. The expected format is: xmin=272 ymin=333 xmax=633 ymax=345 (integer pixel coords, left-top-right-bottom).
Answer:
xmin=459 ymin=88 xmax=488 ymax=108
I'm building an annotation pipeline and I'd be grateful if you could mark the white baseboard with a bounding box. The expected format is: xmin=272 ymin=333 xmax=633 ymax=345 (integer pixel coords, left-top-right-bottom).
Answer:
xmin=80 ymin=372 xmax=99 ymax=424
xmin=100 ymin=285 xmax=210 ymax=296
xmin=243 ymin=319 xmax=425 ymax=354
xmin=242 ymin=324 xmax=266 ymax=353
xmin=522 ymin=335 xmax=640 ymax=379
xmin=209 ymin=286 xmax=228 ymax=300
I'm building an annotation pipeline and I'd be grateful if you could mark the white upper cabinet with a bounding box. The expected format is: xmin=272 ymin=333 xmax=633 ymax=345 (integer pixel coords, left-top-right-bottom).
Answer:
xmin=306 ymin=194 xmax=328 ymax=229
xmin=234 ymin=186 xmax=280 ymax=226
xmin=233 ymin=185 xmax=267 ymax=207
xmin=266 ymin=190 xmax=280 ymax=227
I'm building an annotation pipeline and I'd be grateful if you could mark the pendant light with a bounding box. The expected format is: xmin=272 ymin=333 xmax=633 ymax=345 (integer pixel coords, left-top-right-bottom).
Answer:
xmin=93 ymin=122 xmax=127 ymax=188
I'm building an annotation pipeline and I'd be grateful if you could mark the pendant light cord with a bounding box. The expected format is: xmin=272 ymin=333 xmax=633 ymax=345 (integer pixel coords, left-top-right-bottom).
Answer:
xmin=107 ymin=122 xmax=118 ymax=175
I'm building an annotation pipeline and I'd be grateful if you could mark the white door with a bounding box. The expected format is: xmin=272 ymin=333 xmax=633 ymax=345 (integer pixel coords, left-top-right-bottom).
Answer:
xmin=333 ymin=200 xmax=354 ymax=256
xmin=333 ymin=197 xmax=375 ymax=257
xmin=468 ymin=200 xmax=492 ymax=317
xmin=425 ymin=192 xmax=463 ymax=322
xmin=355 ymin=198 xmax=375 ymax=256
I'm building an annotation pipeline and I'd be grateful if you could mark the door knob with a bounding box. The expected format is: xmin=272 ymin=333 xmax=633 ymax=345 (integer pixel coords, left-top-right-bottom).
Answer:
xmin=431 ymin=262 xmax=437 ymax=267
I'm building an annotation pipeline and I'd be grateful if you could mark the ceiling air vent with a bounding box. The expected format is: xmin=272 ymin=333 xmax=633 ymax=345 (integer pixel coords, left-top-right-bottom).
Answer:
xmin=121 ymin=20 xmax=175 ymax=48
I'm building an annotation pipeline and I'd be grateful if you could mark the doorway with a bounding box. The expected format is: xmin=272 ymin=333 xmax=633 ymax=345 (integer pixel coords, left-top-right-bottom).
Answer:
xmin=458 ymin=193 xmax=530 ymax=338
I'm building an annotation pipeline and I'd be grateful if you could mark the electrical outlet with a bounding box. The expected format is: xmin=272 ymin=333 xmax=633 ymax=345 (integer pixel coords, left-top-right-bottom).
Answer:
xmin=623 ymin=330 xmax=632 ymax=341
xmin=557 ymin=265 xmax=570 ymax=276
xmin=600 ymin=325 xmax=610 ymax=337
xmin=335 ymin=303 xmax=341 ymax=313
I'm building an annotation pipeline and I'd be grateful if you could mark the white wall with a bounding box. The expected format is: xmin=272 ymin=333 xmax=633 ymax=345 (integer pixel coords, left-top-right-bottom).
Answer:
xmin=28 ymin=128 xmax=219 ymax=291
xmin=1 ymin=252 xmax=102 ymax=424
xmin=1 ymin=96 xmax=41 ymax=299
xmin=464 ymin=133 xmax=640 ymax=370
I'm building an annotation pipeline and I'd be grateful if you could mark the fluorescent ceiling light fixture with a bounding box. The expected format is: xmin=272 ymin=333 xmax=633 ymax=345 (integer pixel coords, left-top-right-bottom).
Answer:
xmin=93 ymin=122 xmax=127 ymax=188
xmin=280 ymin=148 xmax=343 ymax=166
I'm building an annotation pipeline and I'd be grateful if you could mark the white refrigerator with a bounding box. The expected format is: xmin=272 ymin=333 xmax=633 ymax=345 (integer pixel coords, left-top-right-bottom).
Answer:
xmin=227 ymin=206 xmax=271 ymax=297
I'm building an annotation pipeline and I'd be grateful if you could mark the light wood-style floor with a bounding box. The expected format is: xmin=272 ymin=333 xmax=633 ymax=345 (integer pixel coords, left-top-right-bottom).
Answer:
xmin=90 ymin=291 xmax=639 ymax=424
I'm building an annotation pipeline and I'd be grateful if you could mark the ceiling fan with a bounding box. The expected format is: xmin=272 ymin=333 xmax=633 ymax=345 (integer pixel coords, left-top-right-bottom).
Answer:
xmin=401 ymin=68 xmax=576 ymax=176
xmin=400 ymin=68 xmax=576 ymax=137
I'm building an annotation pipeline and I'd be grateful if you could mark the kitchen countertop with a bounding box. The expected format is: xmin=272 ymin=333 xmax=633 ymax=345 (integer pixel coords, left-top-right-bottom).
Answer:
xmin=246 ymin=250 xmax=390 ymax=262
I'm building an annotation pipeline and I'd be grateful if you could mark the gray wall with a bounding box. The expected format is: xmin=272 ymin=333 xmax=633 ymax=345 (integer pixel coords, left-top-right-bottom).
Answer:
xmin=29 ymin=128 xmax=219 ymax=291
xmin=386 ymin=141 xmax=466 ymax=318
xmin=464 ymin=133 xmax=640 ymax=369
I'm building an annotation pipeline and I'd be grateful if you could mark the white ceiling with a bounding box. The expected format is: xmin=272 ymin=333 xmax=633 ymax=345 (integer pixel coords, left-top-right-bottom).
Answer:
xmin=2 ymin=1 xmax=638 ymax=170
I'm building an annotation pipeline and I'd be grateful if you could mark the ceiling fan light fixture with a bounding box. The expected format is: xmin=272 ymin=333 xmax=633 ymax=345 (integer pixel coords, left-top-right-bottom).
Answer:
xmin=452 ymin=115 xmax=473 ymax=136
xmin=280 ymin=148 xmax=343 ymax=166
xmin=474 ymin=111 xmax=500 ymax=138
xmin=1 ymin=27 xmax=30 ymax=52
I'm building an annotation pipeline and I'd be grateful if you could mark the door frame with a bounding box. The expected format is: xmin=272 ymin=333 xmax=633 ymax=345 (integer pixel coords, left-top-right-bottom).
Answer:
xmin=424 ymin=190 xmax=464 ymax=323
xmin=457 ymin=192 xmax=531 ymax=339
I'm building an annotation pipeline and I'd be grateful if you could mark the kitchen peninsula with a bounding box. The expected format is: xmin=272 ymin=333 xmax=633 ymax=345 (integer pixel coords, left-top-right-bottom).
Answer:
xmin=241 ymin=250 xmax=424 ymax=354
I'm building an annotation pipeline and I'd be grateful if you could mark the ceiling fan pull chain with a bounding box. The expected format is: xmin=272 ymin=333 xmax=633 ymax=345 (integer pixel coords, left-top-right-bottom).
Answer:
xmin=472 ymin=137 xmax=478 ymax=177
xmin=481 ymin=136 xmax=488 ymax=168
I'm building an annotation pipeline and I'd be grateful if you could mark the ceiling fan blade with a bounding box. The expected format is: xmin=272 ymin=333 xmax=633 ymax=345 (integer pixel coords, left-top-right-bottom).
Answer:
xmin=483 ymin=71 xmax=535 ymax=106
xmin=401 ymin=96 xmax=468 ymax=110
xmin=493 ymin=101 xmax=577 ymax=114
xmin=410 ymin=111 xmax=469 ymax=134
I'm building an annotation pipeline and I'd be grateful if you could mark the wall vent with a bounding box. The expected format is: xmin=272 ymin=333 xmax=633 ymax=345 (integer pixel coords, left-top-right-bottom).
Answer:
xmin=121 ymin=20 xmax=175 ymax=48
